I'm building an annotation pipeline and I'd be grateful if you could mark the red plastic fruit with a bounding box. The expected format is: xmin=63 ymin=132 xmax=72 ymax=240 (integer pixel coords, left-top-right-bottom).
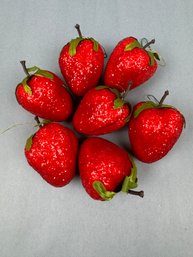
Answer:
xmin=128 ymin=91 xmax=185 ymax=163
xmin=104 ymin=37 xmax=158 ymax=92
xmin=25 ymin=122 xmax=78 ymax=187
xmin=16 ymin=61 xmax=72 ymax=121
xmin=79 ymin=137 xmax=142 ymax=200
xmin=73 ymin=86 xmax=130 ymax=135
xmin=59 ymin=24 xmax=104 ymax=96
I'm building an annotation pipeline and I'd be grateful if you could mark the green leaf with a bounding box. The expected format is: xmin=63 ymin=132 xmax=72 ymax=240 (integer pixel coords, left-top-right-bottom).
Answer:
xmin=69 ymin=37 xmax=85 ymax=56
xmin=27 ymin=66 xmax=54 ymax=80
xmin=34 ymin=119 xmax=52 ymax=127
xmin=157 ymin=104 xmax=173 ymax=108
xmin=92 ymin=181 xmax=116 ymax=201
xmin=25 ymin=134 xmax=34 ymax=151
xmin=133 ymin=100 xmax=175 ymax=119
xmin=121 ymin=155 xmax=138 ymax=192
xmin=69 ymin=37 xmax=99 ymax=56
xmin=95 ymin=85 xmax=110 ymax=90
xmin=113 ymin=98 xmax=125 ymax=109
xmin=95 ymin=86 xmax=122 ymax=99
xmin=24 ymin=85 xmax=32 ymax=95
xmin=22 ymin=77 xmax=32 ymax=95
xmin=27 ymin=66 xmax=39 ymax=73
xmin=133 ymin=101 xmax=156 ymax=118
xmin=42 ymin=119 xmax=51 ymax=124
xmin=147 ymin=51 xmax=155 ymax=66
xmin=124 ymin=102 xmax=132 ymax=123
xmin=124 ymin=40 xmax=141 ymax=51
xmin=35 ymin=70 xmax=54 ymax=80
xmin=124 ymin=116 xmax=130 ymax=123
xmin=153 ymin=52 xmax=160 ymax=61
xmin=133 ymin=101 xmax=178 ymax=119
xmin=109 ymin=88 xmax=121 ymax=98
xmin=90 ymin=37 xmax=99 ymax=52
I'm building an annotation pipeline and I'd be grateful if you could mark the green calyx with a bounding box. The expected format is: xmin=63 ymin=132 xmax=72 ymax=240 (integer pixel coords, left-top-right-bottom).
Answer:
xmin=134 ymin=90 xmax=186 ymax=129
xmin=69 ymin=37 xmax=99 ymax=57
xmin=121 ymin=155 xmax=138 ymax=193
xmin=22 ymin=77 xmax=32 ymax=95
xmin=133 ymin=101 xmax=173 ymax=118
xmin=124 ymin=111 xmax=132 ymax=123
xmin=21 ymin=66 xmax=54 ymax=95
xmin=34 ymin=119 xmax=51 ymax=127
xmin=25 ymin=119 xmax=50 ymax=151
xmin=124 ymin=102 xmax=132 ymax=123
xmin=95 ymin=85 xmax=109 ymax=91
xmin=113 ymin=98 xmax=125 ymax=109
xmin=95 ymin=85 xmax=125 ymax=109
xmin=28 ymin=66 xmax=54 ymax=80
xmin=147 ymin=51 xmax=155 ymax=66
xmin=25 ymin=134 xmax=34 ymax=151
xmin=124 ymin=40 xmax=141 ymax=51
xmin=124 ymin=39 xmax=160 ymax=66
xmin=134 ymin=101 xmax=156 ymax=118
xmin=153 ymin=51 xmax=160 ymax=61
xmin=92 ymin=181 xmax=116 ymax=201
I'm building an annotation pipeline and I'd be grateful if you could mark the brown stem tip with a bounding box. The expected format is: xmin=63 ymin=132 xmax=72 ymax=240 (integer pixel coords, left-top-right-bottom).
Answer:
xmin=128 ymin=189 xmax=144 ymax=198
xmin=75 ymin=24 xmax=83 ymax=38
xmin=34 ymin=116 xmax=42 ymax=128
xmin=143 ymin=39 xmax=155 ymax=49
xmin=158 ymin=90 xmax=169 ymax=106
xmin=20 ymin=60 xmax=30 ymax=77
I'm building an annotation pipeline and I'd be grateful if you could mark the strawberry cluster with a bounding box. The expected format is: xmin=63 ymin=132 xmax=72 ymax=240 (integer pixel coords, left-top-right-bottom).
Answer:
xmin=15 ymin=24 xmax=185 ymax=201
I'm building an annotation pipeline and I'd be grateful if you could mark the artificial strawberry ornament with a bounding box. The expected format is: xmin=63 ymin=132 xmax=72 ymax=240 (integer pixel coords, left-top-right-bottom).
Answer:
xmin=128 ymin=91 xmax=185 ymax=163
xmin=25 ymin=121 xmax=78 ymax=187
xmin=79 ymin=137 xmax=144 ymax=201
xmin=104 ymin=37 xmax=159 ymax=92
xmin=16 ymin=61 xmax=73 ymax=121
xmin=73 ymin=86 xmax=130 ymax=135
xmin=59 ymin=24 xmax=104 ymax=96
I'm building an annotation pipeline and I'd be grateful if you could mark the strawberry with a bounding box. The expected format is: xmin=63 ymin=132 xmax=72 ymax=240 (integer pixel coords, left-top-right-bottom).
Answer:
xmin=128 ymin=91 xmax=185 ymax=163
xmin=79 ymin=137 xmax=143 ymax=200
xmin=59 ymin=24 xmax=104 ymax=96
xmin=16 ymin=61 xmax=72 ymax=121
xmin=25 ymin=122 xmax=78 ymax=187
xmin=73 ymin=86 xmax=130 ymax=135
xmin=104 ymin=37 xmax=159 ymax=92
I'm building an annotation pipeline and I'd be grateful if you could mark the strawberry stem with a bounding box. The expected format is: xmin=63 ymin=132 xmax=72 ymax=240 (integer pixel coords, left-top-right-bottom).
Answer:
xmin=34 ymin=116 xmax=42 ymax=128
xmin=143 ymin=39 xmax=155 ymax=49
xmin=101 ymin=45 xmax=108 ymax=58
xmin=128 ymin=189 xmax=144 ymax=198
xmin=121 ymin=81 xmax=133 ymax=99
xmin=20 ymin=60 xmax=30 ymax=77
xmin=75 ymin=24 xmax=83 ymax=38
xmin=158 ymin=90 xmax=169 ymax=106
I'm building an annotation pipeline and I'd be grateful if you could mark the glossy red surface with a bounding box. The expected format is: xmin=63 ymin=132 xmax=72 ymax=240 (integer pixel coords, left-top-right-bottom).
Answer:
xmin=25 ymin=123 xmax=78 ymax=187
xmin=16 ymin=72 xmax=72 ymax=121
xmin=104 ymin=37 xmax=157 ymax=92
xmin=79 ymin=137 xmax=132 ymax=200
xmin=73 ymin=88 xmax=130 ymax=135
xmin=59 ymin=39 xmax=104 ymax=96
xmin=128 ymin=105 xmax=184 ymax=163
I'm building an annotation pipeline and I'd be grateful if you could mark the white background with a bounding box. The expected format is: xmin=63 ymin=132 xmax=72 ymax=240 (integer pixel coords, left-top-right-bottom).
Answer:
xmin=0 ymin=1 xmax=193 ymax=257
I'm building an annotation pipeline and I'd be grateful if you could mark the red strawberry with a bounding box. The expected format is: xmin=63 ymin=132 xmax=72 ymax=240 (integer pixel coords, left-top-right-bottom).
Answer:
xmin=25 ymin=122 xmax=78 ymax=187
xmin=16 ymin=61 xmax=72 ymax=121
xmin=128 ymin=91 xmax=185 ymax=163
xmin=79 ymin=137 xmax=143 ymax=200
xmin=104 ymin=37 xmax=159 ymax=92
xmin=59 ymin=24 xmax=104 ymax=96
xmin=73 ymin=86 xmax=130 ymax=135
